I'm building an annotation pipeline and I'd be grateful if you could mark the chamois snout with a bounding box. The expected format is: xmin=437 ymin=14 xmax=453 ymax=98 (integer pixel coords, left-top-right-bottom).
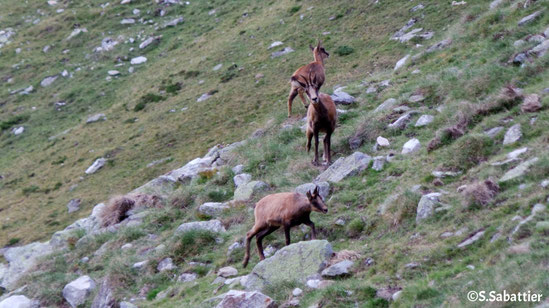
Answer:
xmin=306 ymin=186 xmax=328 ymax=213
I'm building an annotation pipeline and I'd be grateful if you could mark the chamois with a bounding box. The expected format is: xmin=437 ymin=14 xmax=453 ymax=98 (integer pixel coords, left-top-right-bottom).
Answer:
xmin=287 ymin=41 xmax=330 ymax=117
xmin=306 ymin=93 xmax=336 ymax=165
xmin=242 ymin=187 xmax=328 ymax=268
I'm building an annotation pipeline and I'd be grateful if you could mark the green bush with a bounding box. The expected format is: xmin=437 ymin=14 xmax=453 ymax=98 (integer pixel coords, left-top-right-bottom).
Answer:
xmin=0 ymin=114 xmax=30 ymax=131
xmin=335 ymin=45 xmax=354 ymax=56
xmin=134 ymin=93 xmax=165 ymax=111
xmin=346 ymin=218 xmax=365 ymax=237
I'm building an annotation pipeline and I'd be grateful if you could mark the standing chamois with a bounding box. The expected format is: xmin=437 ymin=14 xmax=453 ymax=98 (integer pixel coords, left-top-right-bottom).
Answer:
xmin=242 ymin=187 xmax=328 ymax=268
xmin=287 ymin=41 xmax=330 ymax=117
xmin=306 ymin=93 xmax=336 ymax=165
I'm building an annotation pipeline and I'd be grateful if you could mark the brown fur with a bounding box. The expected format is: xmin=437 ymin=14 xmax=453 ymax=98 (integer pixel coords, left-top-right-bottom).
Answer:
xmin=242 ymin=187 xmax=328 ymax=268
xmin=287 ymin=41 xmax=329 ymax=117
xmin=100 ymin=193 xmax=161 ymax=227
xmin=306 ymin=93 xmax=337 ymax=165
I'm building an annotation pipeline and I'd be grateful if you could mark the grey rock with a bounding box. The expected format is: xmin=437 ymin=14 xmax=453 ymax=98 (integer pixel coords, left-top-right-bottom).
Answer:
xmin=146 ymin=157 xmax=172 ymax=168
xmin=233 ymin=173 xmax=252 ymax=187
xmin=268 ymin=41 xmax=284 ymax=49
xmin=271 ymin=47 xmax=294 ymax=58
xmin=175 ymin=219 xmax=226 ymax=234
xmin=306 ymin=279 xmax=334 ymax=289
xmin=131 ymin=175 xmax=176 ymax=199
xmin=392 ymin=290 xmax=403 ymax=301
xmin=213 ymin=64 xmax=223 ymax=71
xmin=529 ymin=40 xmax=549 ymax=59
xmin=130 ymin=56 xmax=147 ymax=65
xmin=40 ymin=75 xmax=58 ymax=87
xmin=388 ymin=112 xmax=414 ymax=129
xmin=1 ymin=242 xmax=53 ymax=290
xmin=426 ymin=39 xmax=452 ymax=53
xmin=0 ymin=295 xmax=39 ymax=308
xmin=178 ymin=273 xmax=198 ymax=283
xmin=500 ymin=157 xmax=539 ymax=182
xmin=411 ymin=4 xmax=425 ymax=11
xmin=457 ymin=230 xmax=485 ymax=248
xmin=218 ymin=266 xmax=238 ymax=278
xmin=234 ymin=181 xmax=268 ymax=202
xmin=232 ymin=164 xmax=244 ymax=174
xmin=120 ymin=18 xmax=135 ymax=24
xmin=402 ymin=138 xmax=421 ymax=155
xmin=409 ymin=94 xmax=425 ymax=103
xmin=374 ymin=98 xmax=397 ymax=112
xmin=432 ymin=170 xmax=462 ymax=178
xmin=484 ymin=126 xmax=504 ymax=138
xmin=518 ymin=10 xmax=542 ymax=26
xmin=245 ymin=240 xmax=333 ymax=291
xmin=292 ymin=288 xmax=303 ymax=297
xmin=197 ymin=93 xmax=212 ymax=102
xmin=67 ymin=199 xmax=81 ymax=213
xmin=91 ymin=279 xmax=115 ymax=308
xmin=167 ymin=155 xmax=218 ymax=182
xmin=376 ymin=136 xmax=390 ymax=147
xmin=391 ymin=18 xmax=417 ymax=40
xmin=164 ymin=17 xmax=184 ymax=27
xmin=63 ymin=276 xmax=96 ymax=308
xmin=513 ymin=39 xmax=525 ymax=48
xmin=489 ymin=0 xmax=504 ymax=9
xmin=316 ymin=152 xmax=372 ymax=183
xmin=415 ymin=115 xmax=434 ymax=127
xmin=85 ymin=158 xmax=107 ymax=174
xmin=199 ymin=202 xmax=230 ymax=217
xmin=139 ymin=36 xmax=161 ymax=49
xmin=394 ymin=54 xmax=410 ymax=71
xmin=263 ymin=245 xmax=277 ymax=257
xmin=132 ymin=260 xmax=148 ymax=269
xmin=372 ymin=156 xmax=385 ymax=171
xmin=107 ymin=70 xmax=119 ymax=76
xmin=157 ymin=258 xmax=176 ymax=272
xmin=86 ymin=113 xmax=107 ymax=123
xmin=98 ymin=37 xmax=117 ymax=52
xmin=331 ymin=88 xmax=355 ymax=105
xmin=507 ymin=147 xmax=528 ymax=159
xmin=503 ymin=124 xmax=522 ymax=145
xmin=66 ymin=28 xmax=87 ymax=40
xmin=416 ymin=193 xmax=441 ymax=223
xmin=321 ymin=260 xmax=354 ymax=278
xmin=216 ymin=290 xmax=276 ymax=308
xmin=12 ymin=127 xmax=24 ymax=135
xmin=295 ymin=182 xmax=330 ymax=200
xmin=120 ymin=302 xmax=137 ymax=308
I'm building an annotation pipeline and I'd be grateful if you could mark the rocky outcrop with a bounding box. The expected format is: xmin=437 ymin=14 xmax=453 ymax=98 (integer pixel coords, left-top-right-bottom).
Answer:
xmin=216 ymin=290 xmax=276 ymax=308
xmin=1 ymin=242 xmax=54 ymax=290
xmin=244 ymin=240 xmax=333 ymax=291
xmin=316 ymin=152 xmax=372 ymax=183
xmin=0 ymin=295 xmax=39 ymax=308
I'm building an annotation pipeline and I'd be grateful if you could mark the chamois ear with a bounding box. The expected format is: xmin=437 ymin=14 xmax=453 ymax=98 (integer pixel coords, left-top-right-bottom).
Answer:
xmin=317 ymin=40 xmax=322 ymax=48
xmin=309 ymin=44 xmax=314 ymax=51
xmin=314 ymin=186 xmax=319 ymax=197
xmin=306 ymin=191 xmax=313 ymax=201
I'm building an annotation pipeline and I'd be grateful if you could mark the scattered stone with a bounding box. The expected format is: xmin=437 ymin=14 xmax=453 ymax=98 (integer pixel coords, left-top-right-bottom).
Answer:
xmin=457 ymin=229 xmax=485 ymax=248
xmin=227 ymin=242 xmax=243 ymax=256
xmin=321 ymin=260 xmax=354 ymax=278
xmin=376 ymin=136 xmax=390 ymax=147
xmin=393 ymin=290 xmax=403 ymax=301
xmin=213 ymin=63 xmax=223 ymax=71
xmin=331 ymin=88 xmax=355 ymax=105
xmin=67 ymin=199 xmax=82 ymax=213
xmin=402 ymin=138 xmax=421 ymax=155
xmin=175 ymin=219 xmax=226 ymax=234
xmin=335 ymin=218 xmax=346 ymax=226
xmin=451 ymin=1 xmax=467 ymax=6
xmin=507 ymin=147 xmax=528 ymax=159
xmin=268 ymin=41 xmax=283 ymax=49
xmin=178 ymin=273 xmax=198 ymax=283
xmin=306 ymin=279 xmax=334 ymax=289
xmin=233 ymin=173 xmax=252 ymax=187
xmin=91 ymin=279 xmax=115 ymax=308
xmin=0 ymin=295 xmax=39 ymax=308
xmin=292 ymin=288 xmax=303 ymax=297
xmin=499 ymin=157 xmax=538 ymax=182
xmin=415 ymin=115 xmax=434 ymax=127
xmin=484 ymin=126 xmax=504 ymax=138
xmin=233 ymin=180 xmax=268 ymax=202
xmin=197 ymin=93 xmax=212 ymax=102
xmin=164 ymin=17 xmax=184 ymax=27
xmin=218 ymin=266 xmax=238 ymax=278
xmin=372 ymin=156 xmax=385 ymax=171
xmin=295 ymin=182 xmax=330 ymax=200
xmin=271 ymin=47 xmax=294 ymax=58
xmin=411 ymin=4 xmax=425 ymax=11
xmin=426 ymin=39 xmax=452 ymax=53
xmin=120 ymin=18 xmax=135 ymax=24
xmin=66 ymin=28 xmax=87 ymax=40
xmin=375 ymin=98 xmax=397 ymax=112
xmin=416 ymin=193 xmax=442 ymax=223
xmin=130 ymin=56 xmax=147 ymax=65
xmin=157 ymin=258 xmax=176 ymax=272
xmin=85 ymin=158 xmax=107 ymax=174
xmin=108 ymin=70 xmax=120 ymax=76
xmin=541 ymin=179 xmax=549 ymax=188
xmin=409 ymin=94 xmax=425 ymax=103
xmin=389 ymin=112 xmax=415 ymax=129
xmin=511 ymin=204 xmax=545 ymax=237
xmin=63 ymin=276 xmax=96 ymax=308
xmin=12 ymin=127 xmax=24 ymax=135
xmin=432 ymin=170 xmax=462 ymax=178
xmin=199 ymin=202 xmax=230 ymax=217
xmin=503 ymin=124 xmax=522 ymax=145
xmin=316 ymin=152 xmax=372 ymax=183
xmin=40 ymin=75 xmax=58 ymax=87
xmin=263 ymin=245 xmax=277 ymax=257
xmin=245 ymin=240 xmax=333 ymax=291
xmin=120 ymin=302 xmax=137 ymax=308
xmin=518 ymin=10 xmax=542 ymax=26
xmin=394 ymin=55 xmax=410 ymax=71
xmin=86 ymin=113 xmax=107 ymax=124
xmin=232 ymin=164 xmax=244 ymax=174
xmin=132 ymin=260 xmax=148 ymax=269
xmin=521 ymin=94 xmax=541 ymax=113
xmin=216 ymin=290 xmax=276 ymax=308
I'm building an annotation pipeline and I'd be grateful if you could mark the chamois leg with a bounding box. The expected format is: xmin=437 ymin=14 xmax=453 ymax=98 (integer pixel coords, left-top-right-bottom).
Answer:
xmin=312 ymin=130 xmax=320 ymax=166
xmin=256 ymin=226 xmax=278 ymax=260
xmin=306 ymin=129 xmax=313 ymax=153
xmin=298 ymin=89 xmax=309 ymax=109
xmin=323 ymin=130 xmax=332 ymax=165
xmin=242 ymin=226 xmax=261 ymax=268
xmin=287 ymin=86 xmax=299 ymax=117
xmin=303 ymin=218 xmax=317 ymax=240
xmin=284 ymin=225 xmax=291 ymax=245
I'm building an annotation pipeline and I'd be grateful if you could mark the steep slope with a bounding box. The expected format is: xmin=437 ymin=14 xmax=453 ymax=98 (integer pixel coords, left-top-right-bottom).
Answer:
xmin=1 ymin=0 xmax=549 ymax=307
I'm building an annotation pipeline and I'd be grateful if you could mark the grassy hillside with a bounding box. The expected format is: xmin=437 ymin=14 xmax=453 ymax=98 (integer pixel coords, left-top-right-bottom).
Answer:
xmin=2 ymin=0 xmax=549 ymax=307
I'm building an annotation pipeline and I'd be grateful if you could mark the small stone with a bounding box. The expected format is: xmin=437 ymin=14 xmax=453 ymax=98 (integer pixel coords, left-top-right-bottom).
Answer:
xmin=394 ymin=55 xmax=410 ymax=71
xmin=457 ymin=230 xmax=485 ymax=248
xmin=540 ymin=179 xmax=549 ymax=188
xmin=197 ymin=93 xmax=212 ymax=102
xmin=416 ymin=193 xmax=441 ymax=222
xmin=218 ymin=266 xmax=238 ymax=278
xmin=484 ymin=126 xmax=504 ymax=138
xmin=409 ymin=94 xmax=425 ymax=103
xmin=178 ymin=273 xmax=198 ymax=282
xmin=130 ymin=56 xmax=147 ymax=65
xmin=306 ymin=279 xmax=334 ymax=289
xmin=321 ymin=260 xmax=354 ymax=278
xmin=63 ymin=276 xmax=96 ymax=308
xmin=372 ymin=156 xmax=385 ymax=171
xmin=0 ymin=295 xmax=39 ymax=308
xmin=120 ymin=18 xmax=135 ymax=24
xmin=375 ymin=98 xmax=397 ymax=112
xmin=331 ymin=88 xmax=355 ymax=105
xmin=85 ymin=158 xmax=107 ymax=174
xmin=499 ymin=157 xmax=538 ymax=182
xmin=232 ymin=164 xmax=244 ymax=174
xmin=213 ymin=63 xmax=223 ymax=71
xmin=271 ymin=47 xmax=294 ymax=58
xmin=376 ymin=136 xmax=390 ymax=147
xmin=426 ymin=39 xmax=452 ymax=53
xmin=410 ymin=4 xmax=424 ymax=11
xmin=466 ymin=265 xmax=475 ymax=270
xmin=164 ymin=17 xmax=184 ymax=27
xmin=268 ymin=41 xmax=283 ymax=49
xmin=234 ymin=173 xmax=252 ymax=187
xmin=294 ymin=182 xmax=330 ymax=200
xmin=107 ymin=70 xmax=120 ymax=76
xmin=67 ymin=199 xmax=82 ymax=213
xmin=503 ymin=124 xmax=522 ymax=145
xmin=227 ymin=242 xmax=243 ymax=256
xmin=121 ymin=243 xmax=132 ymax=250
xmin=40 ymin=75 xmax=58 ymax=87
xmin=292 ymin=288 xmax=303 ymax=297
xmin=389 ymin=112 xmax=413 ymax=129
xmin=157 ymin=258 xmax=176 ymax=272
xmin=414 ymin=115 xmax=434 ymax=127
xmin=521 ymin=94 xmax=542 ymax=113
xmin=507 ymin=147 xmax=528 ymax=159
xmin=518 ymin=10 xmax=542 ymax=26
xmin=402 ymin=138 xmax=421 ymax=155
xmin=12 ymin=126 xmax=24 ymax=135
xmin=392 ymin=290 xmax=403 ymax=301
xmin=132 ymin=260 xmax=148 ymax=269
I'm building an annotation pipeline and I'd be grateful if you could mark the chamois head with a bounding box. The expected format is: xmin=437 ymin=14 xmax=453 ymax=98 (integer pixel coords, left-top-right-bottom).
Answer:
xmin=306 ymin=186 xmax=328 ymax=213
xmin=310 ymin=40 xmax=329 ymax=61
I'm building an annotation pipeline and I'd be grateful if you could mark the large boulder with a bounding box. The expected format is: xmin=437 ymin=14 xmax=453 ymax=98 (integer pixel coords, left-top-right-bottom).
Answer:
xmin=316 ymin=152 xmax=372 ymax=183
xmin=295 ymin=182 xmax=330 ymax=200
xmin=63 ymin=276 xmax=96 ymax=308
xmin=0 ymin=295 xmax=39 ymax=308
xmin=1 ymin=242 xmax=53 ymax=290
xmin=175 ymin=220 xmax=226 ymax=234
xmin=199 ymin=202 xmax=230 ymax=217
xmin=402 ymin=138 xmax=421 ymax=155
xmin=234 ymin=181 xmax=268 ymax=202
xmin=216 ymin=290 xmax=276 ymax=308
xmin=244 ymin=240 xmax=333 ymax=291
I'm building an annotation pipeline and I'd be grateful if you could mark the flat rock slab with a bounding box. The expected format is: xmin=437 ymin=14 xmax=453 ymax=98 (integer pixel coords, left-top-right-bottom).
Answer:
xmin=499 ymin=157 xmax=538 ymax=182
xmin=1 ymin=242 xmax=53 ymax=290
xmin=0 ymin=295 xmax=39 ymax=308
xmin=199 ymin=202 xmax=230 ymax=217
xmin=175 ymin=219 xmax=226 ymax=234
xmin=316 ymin=152 xmax=372 ymax=183
xmin=244 ymin=240 xmax=333 ymax=291
xmin=321 ymin=260 xmax=354 ymax=278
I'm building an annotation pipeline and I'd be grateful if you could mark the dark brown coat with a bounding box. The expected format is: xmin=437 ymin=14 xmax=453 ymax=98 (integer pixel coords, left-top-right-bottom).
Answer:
xmin=306 ymin=93 xmax=337 ymax=165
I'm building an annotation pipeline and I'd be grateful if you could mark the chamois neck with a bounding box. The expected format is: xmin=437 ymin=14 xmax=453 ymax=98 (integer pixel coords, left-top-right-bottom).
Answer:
xmin=313 ymin=52 xmax=324 ymax=65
